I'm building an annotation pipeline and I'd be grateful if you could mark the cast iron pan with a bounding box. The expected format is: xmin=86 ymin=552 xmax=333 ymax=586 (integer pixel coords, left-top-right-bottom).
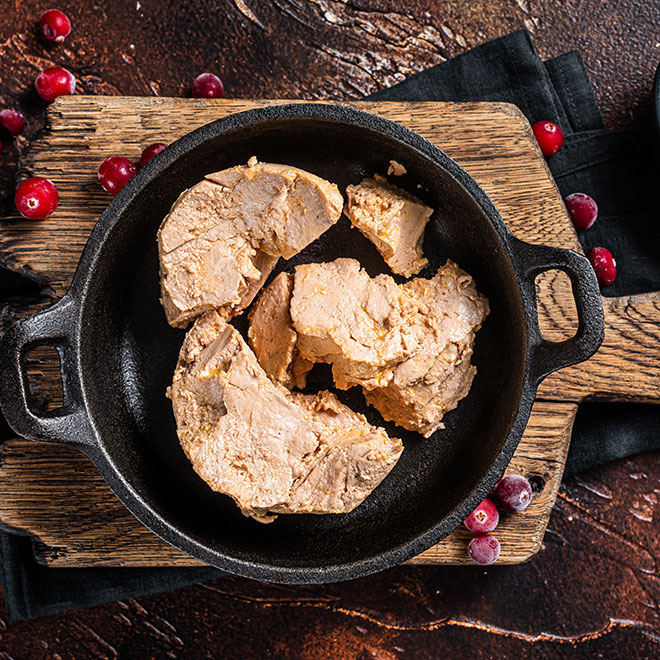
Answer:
xmin=0 ymin=104 xmax=604 ymax=582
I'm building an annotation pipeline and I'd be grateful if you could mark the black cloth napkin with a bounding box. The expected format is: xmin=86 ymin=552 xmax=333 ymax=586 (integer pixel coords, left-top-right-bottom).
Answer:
xmin=2 ymin=29 xmax=659 ymax=621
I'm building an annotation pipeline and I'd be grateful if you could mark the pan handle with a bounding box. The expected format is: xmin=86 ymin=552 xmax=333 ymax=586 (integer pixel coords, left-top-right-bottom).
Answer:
xmin=0 ymin=295 xmax=96 ymax=448
xmin=511 ymin=236 xmax=605 ymax=385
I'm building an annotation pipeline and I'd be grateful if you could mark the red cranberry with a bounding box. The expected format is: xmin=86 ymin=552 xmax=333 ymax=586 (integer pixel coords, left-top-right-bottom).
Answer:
xmin=532 ymin=120 xmax=564 ymax=156
xmin=98 ymin=157 xmax=137 ymax=194
xmin=495 ymin=474 xmax=533 ymax=512
xmin=14 ymin=177 xmax=59 ymax=220
xmin=468 ymin=535 xmax=501 ymax=565
xmin=192 ymin=73 xmax=224 ymax=98
xmin=140 ymin=142 xmax=167 ymax=167
xmin=565 ymin=193 xmax=598 ymax=231
xmin=0 ymin=108 xmax=25 ymax=137
xmin=588 ymin=247 xmax=617 ymax=287
xmin=35 ymin=67 xmax=76 ymax=102
xmin=38 ymin=9 xmax=72 ymax=43
xmin=464 ymin=497 xmax=499 ymax=534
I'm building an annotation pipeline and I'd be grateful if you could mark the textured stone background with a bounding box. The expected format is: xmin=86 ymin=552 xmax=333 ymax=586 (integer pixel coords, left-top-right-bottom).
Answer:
xmin=1 ymin=1 xmax=660 ymax=658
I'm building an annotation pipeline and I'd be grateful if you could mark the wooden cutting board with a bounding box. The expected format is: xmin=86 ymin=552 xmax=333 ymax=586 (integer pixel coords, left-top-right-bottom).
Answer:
xmin=0 ymin=97 xmax=658 ymax=568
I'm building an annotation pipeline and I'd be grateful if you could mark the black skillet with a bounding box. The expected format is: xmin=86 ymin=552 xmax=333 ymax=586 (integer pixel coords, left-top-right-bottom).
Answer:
xmin=0 ymin=104 xmax=604 ymax=583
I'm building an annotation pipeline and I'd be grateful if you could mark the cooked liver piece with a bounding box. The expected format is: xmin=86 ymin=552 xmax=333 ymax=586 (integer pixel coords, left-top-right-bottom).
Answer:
xmin=345 ymin=176 xmax=432 ymax=277
xmin=158 ymin=159 xmax=344 ymax=327
xmin=387 ymin=160 xmax=407 ymax=176
xmin=364 ymin=264 xmax=489 ymax=437
xmin=248 ymin=272 xmax=312 ymax=389
xmin=168 ymin=311 xmax=402 ymax=523
xmin=290 ymin=258 xmax=406 ymax=390
xmin=280 ymin=258 xmax=488 ymax=436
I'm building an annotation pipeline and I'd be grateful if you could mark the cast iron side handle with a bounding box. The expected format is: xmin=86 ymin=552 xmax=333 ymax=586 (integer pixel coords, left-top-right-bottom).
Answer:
xmin=0 ymin=295 xmax=96 ymax=447
xmin=511 ymin=236 xmax=605 ymax=385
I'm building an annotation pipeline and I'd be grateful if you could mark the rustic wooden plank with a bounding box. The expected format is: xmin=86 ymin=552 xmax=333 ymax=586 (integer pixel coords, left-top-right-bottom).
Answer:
xmin=2 ymin=97 xmax=655 ymax=568
xmin=1 ymin=96 xmax=581 ymax=304
xmin=540 ymin=292 xmax=660 ymax=403
xmin=409 ymin=401 xmax=577 ymax=565
xmin=0 ymin=402 xmax=577 ymax=567
xmin=7 ymin=98 xmax=659 ymax=406
xmin=1 ymin=96 xmax=581 ymax=392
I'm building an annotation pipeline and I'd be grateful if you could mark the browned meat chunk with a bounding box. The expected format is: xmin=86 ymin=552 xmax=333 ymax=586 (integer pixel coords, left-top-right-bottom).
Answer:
xmin=387 ymin=160 xmax=407 ymax=176
xmin=158 ymin=159 xmax=344 ymax=327
xmin=248 ymin=272 xmax=312 ymax=389
xmin=253 ymin=258 xmax=488 ymax=437
xmin=168 ymin=311 xmax=402 ymax=523
xmin=345 ymin=176 xmax=432 ymax=277
xmin=363 ymin=264 xmax=489 ymax=437
xmin=290 ymin=258 xmax=405 ymax=390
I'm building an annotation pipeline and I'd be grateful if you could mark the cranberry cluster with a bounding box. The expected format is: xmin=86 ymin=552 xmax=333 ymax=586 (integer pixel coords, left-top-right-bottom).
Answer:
xmin=98 ymin=72 xmax=226 ymax=192
xmin=532 ymin=120 xmax=616 ymax=287
xmin=98 ymin=144 xmax=167 ymax=194
xmin=463 ymin=474 xmax=533 ymax=565
xmin=11 ymin=8 xmax=225 ymax=219
xmin=11 ymin=9 xmax=75 ymax=218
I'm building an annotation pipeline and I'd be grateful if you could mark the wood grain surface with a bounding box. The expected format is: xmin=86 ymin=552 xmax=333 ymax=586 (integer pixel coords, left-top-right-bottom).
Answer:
xmin=1 ymin=97 xmax=659 ymax=573
xmin=3 ymin=96 xmax=581 ymax=298
xmin=6 ymin=99 xmax=660 ymax=412
xmin=0 ymin=96 xmax=596 ymax=568
xmin=1 ymin=1 xmax=659 ymax=658
xmin=539 ymin=292 xmax=660 ymax=402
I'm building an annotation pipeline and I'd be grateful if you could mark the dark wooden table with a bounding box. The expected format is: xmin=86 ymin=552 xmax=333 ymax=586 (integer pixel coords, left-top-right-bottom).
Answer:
xmin=1 ymin=1 xmax=659 ymax=658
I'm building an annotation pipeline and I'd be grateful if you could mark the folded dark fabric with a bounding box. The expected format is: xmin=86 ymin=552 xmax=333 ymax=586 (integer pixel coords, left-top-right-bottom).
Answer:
xmin=551 ymin=128 xmax=660 ymax=296
xmin=566 ymin=402 xmax=660 ymax=477
xmin=555 ymin=127 xmax=660 ymax=475
xmin=366 ymin=30 xmax=586 ymax=131
xmin=1 ymin=28 xmax=658 ymax=621
xmin=0 ymin=535 xmax=220 ymax=621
